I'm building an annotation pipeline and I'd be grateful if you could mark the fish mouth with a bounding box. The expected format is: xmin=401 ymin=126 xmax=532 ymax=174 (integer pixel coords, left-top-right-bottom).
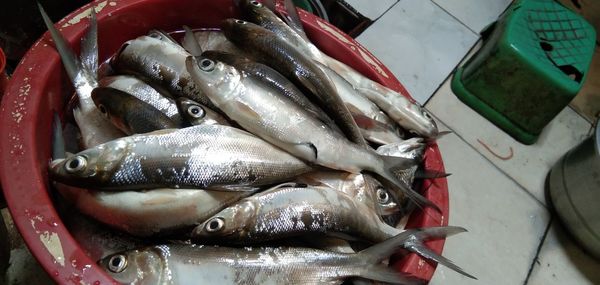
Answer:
xmin=49 ymin=158 xmax=66 ymax=170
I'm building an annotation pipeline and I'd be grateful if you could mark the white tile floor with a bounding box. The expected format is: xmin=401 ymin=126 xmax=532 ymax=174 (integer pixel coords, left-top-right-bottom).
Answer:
xmin=3 ymin=1 xmax=600 ymax=284
xmin=354 ymin=0 xmax=600 ymax=284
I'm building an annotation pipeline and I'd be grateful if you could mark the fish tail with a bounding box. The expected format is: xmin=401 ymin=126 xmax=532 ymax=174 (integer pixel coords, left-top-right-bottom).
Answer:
xmin=355 ymin=227 xmax=475 ymax=283
xmin=376 ymin=155 xmax=440 ymax=212
xmin=401 ymin=226 xmax=477 ymax=279
xmin=80 ymin=5 xmax=98 ymax=79
xmin=38 ymin=2 xmax=82 ymax=82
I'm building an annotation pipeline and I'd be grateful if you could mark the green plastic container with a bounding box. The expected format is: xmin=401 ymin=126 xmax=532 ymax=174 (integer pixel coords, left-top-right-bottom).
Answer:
xmin=452 ymin=0 xmax=596 ymax=144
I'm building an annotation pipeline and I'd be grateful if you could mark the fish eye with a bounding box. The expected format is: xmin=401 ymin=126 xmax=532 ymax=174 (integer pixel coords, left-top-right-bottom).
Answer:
xmin=235 ymin=19 xmax=246 ymax=25
xmin=376 ymin=188 xmax=390 ymax=204
xmin=199 ymin=59 xmax=215 ymax=72
xmin=250 ymin=0 xmax=262 ymax=7
xmin=148 ymin=32 xmax=161 ymax=39
xmin=187 ymin=105 xmax=205 ymax=119
xmin=205 ymin=217 xmax=225 ymax=232
xmin=98 ymin=104 xmax=108 ymax=116
xmin=107 ymin=254 xmax=128 ymax=273
xmin=65 ymin=156 xmax=87 ymax=174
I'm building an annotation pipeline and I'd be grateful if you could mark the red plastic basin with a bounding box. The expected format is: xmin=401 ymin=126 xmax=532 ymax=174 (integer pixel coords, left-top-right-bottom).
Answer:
xmin=0 ymin=0 xmax=449 ymax=284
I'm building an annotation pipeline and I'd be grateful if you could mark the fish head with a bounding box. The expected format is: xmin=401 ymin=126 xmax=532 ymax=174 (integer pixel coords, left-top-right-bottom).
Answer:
xmin=49 ymin=140 xmax=130 ymax=188
xmin=99 ymin=248 xmax=164 ymax=284
xmin=176 ymin=97 xmax=207 ymax=124
xmin=193 ymin=200 xmax=257 ymax=241
xmin=407 ymin=106 xmax=438 ymax=138
xmin=185 ymin=55 xmax=240 ymax=105
xmin=239 ymin=0 xmax=270 ymax=23
xmin=91 ymin=87 xmax=133 ymax=133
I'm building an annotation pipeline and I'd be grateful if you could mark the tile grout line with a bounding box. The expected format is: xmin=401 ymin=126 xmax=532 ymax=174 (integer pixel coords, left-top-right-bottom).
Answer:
xmin=372 ymin=0 xmax=400 ymax=22
xmin=422 ymin=38 xmax=481 ymax=106
xmin=427 ymin=110 xmax=550 ymax=209
xmin=429 ymin=0 xmax=480 ymax=36
xmin=523 ymin=217 xmax=554 ymax=285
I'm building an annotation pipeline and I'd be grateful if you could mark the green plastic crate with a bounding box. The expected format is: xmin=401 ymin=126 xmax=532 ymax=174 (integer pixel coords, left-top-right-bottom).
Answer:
xmin=452 ymin=0 xmax=596 ymax=144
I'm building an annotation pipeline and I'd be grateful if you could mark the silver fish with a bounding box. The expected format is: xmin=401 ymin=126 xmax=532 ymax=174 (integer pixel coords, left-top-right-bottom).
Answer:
xmin=186 ymin=56 xmax=436 ymax=210
xmin=193 ymin=186 xmax=471 ymax=278
xmin=100 ymin=228 xmax=467 ymax=284
xmin=111 ymin=35 xmax=215 ymax=109
xmin=96 ymin=75 xmax=184 ymax=125
xmin=49 ymin=125 xmax=312 ymax=191
xmin=176 ymin=97 xmax=231 ymax=126
xmin=39 ymin=3 xmax=124 ymax=147
xmin=295 ymin=171 xmax=397 ymax=216
xmin=238 ymin=0 xmax=438 ymax=138
xmin=58 ymin=185 xmax=250 ymax=237
xmin=376 ymin=138 xmax=426 ymax=187
xmin=193 ymin=185 xmax=403 ymax=243
xmin=221 ymin=19 xmax=366 ymax=145
xmin=92 ymin=86 xmax=179 ymax=135
xmin=317 ymin=62 xmax=404 ymax=145
xmin=60 ymin=205 xmax=144 ymax=260
xmin=201 ymin=50 xmax=340 ymax=132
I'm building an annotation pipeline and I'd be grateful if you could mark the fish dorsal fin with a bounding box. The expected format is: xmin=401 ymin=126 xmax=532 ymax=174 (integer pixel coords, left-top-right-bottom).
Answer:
xmin=182 ymin=25 xmax=203 ymax=56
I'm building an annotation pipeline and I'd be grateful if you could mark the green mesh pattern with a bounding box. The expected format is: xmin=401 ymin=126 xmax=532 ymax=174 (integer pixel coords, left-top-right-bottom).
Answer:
xmin=508 ymin=0 xmax=595 ymax=83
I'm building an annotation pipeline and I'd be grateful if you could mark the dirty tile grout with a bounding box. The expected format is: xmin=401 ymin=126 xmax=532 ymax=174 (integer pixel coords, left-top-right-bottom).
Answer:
xmin=523 ymin=216 xmax=554 ymax=285
xmin=426 ymin=108 xmax=550 ymax=209
xmin=428 ymin=0 xmax=481 ymax=35
xmin=371 ymin=0 xmax=399 ymax=21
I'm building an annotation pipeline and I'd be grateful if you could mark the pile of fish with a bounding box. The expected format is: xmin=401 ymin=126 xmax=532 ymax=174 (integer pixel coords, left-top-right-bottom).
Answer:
xmin=39 ymin=0 xmax=475 ymax=284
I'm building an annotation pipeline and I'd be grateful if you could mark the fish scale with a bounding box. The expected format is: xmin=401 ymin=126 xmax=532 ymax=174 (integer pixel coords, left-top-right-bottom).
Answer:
xmin=99 ymin=229 xmax=459 ymax=284
xmin=49 ymin=125 xmax=312 ymax=190
xmin=195 ymin=186 xmax=397 ymax=243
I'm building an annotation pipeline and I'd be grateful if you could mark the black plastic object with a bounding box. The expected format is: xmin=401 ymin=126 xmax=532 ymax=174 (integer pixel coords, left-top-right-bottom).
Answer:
xmin=316 ymin=0 xmax=373 ymax=38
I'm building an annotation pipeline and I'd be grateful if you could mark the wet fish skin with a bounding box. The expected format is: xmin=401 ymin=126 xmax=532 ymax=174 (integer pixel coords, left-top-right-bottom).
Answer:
xmin=221 ymin=19 xmax=366 ymax=145
xmin=49 ymin=125 xmax=312 ymax=191
xmin=100 ymin=229 xmax=462 ymax=284
xmin=238 ymin=0 xmax=312 ymax=56
xmin=359 ymin=88 xmax=438 ymax=138
xmin=97 ymin=75 xmax=184 ymax=125
xmin=238 ymin=0 xmax=438 ymax=138
xmin=176 ymin=97 xmax=231 ymax=126
xmin=193 ymin=185 xmax=402 ymax=243
xmin=58 ymin=185 xmax=250 ymax=237
xmin=111 ymin=36 xmax=215 ymax=109
xmin=201 ymin=50 xmax=339 ymax=131
xmin=187 ymin=56 xmax=437 ymax=211
xmin=295 ymin=171 xmax=396 ymax=216
xmin=92 ymin=87 xmax=179 ymax=135
xmin=316 ymin=62 xmax=404 ymax=145
xmin=38 ymin=3 xmax=124 ymax=147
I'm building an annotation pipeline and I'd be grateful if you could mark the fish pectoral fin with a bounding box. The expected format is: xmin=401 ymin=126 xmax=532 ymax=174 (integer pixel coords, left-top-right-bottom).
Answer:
xmin=206 ymin=185 xmax=261 ymax=192
xmin=234 ymin=101 xmax=262 ymax=122
xmin=262 ymin=182 xmax=301 ymax=193
xmin=326 ymin=232 xmax=362 ymax=242
xmin=280 ymin=140 xmax=318 ymax=162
